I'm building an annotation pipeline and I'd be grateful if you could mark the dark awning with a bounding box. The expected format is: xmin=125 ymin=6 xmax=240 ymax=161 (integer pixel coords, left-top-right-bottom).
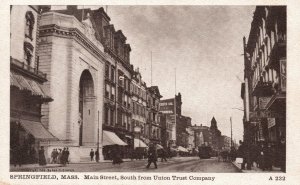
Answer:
xmin=10 ymin=71 xmax=52 ymax=101
xmin=19 ymin=120 xmax=58 ymax=141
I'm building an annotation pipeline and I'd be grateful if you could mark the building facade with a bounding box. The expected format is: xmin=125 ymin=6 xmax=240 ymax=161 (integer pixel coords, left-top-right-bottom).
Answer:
xmin=131 ymin=68 xmax=148 ymax=148
xmin=191 ymin=125 xmax=212 ymax=148
xmin=209 ymin=117 xmax=221 ymax=152
xmin=160 ymin=114 xmax=173 ymax=148
xmin=159 ymin=93 xmax=182 ymax=146
xmin=147 ymin=86 xmax=162 ymax=144
xmin=38 ymin=6 xmax=111 ymax=162
xmin=10 ymin=5 xmax=55 ymax=164
xmin=242 ymin=6 xmax=286 ymax=169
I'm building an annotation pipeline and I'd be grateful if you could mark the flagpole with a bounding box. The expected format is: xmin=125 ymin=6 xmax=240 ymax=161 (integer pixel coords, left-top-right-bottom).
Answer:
xmin=174 ymin=68 xmax=176 ymax=146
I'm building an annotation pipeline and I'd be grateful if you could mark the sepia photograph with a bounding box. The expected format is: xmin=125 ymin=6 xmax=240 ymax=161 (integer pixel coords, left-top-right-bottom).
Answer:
xmin=8 ymin=5 xmax=288 ymax=174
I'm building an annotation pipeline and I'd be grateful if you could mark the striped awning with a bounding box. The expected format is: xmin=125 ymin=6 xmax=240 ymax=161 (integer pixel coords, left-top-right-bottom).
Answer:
xmin=10 ymin=71 xmax=52 ymax=101
xmin=134 ymin=138 xmax=148 ymax=148
xmin=20 ymin=119 xmax=58 ymax=141
xmin=103 ymin=130 xmax=128 ymax=146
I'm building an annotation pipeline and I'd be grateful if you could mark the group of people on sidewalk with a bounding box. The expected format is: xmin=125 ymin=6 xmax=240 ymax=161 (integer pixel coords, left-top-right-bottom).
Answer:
xmin=237 ymin=139 xmax=286 ymax=172
xmin=50 ymin=147 xmax=70 ymax=166
xmin=90 ymin=143 xmax=168 ymax=169
xmin=218 ymin=146 xmax=237 ymax=162
xmin=11 ymin=146 xmax=47 ymax=167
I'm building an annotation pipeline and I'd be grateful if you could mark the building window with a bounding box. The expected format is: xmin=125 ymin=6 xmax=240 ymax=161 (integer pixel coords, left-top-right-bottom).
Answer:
xmin=104 ymin=107 xmax=109 ymax=125
xmin=105 ymin=63 xmax=109 ymax=79
xmin=24 ymin=49 xmax=32 ymax=66
xmin=117 ymin=110 xmax=122 ymax=125
xmin=110 ymin=109 xmax=114 ymax=125
xmin=105 ymin=84 xmax=110 ymax=98
xmin=111 ymin=67 xmax=115 ymax=82
xmin=118 ymin=88 xmax=122 ymax=103
xmin=111 ymin=86 xmax=115 ymax=100
xmin=25 ymin=11 xmax=35 ymax=40
xmin=124 ymin=94 xmax=127 ymax=107
xmin=23 ymin=41 xmax=34 ymax=66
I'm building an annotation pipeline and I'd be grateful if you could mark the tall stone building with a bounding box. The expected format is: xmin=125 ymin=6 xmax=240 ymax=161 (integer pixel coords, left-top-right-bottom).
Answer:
xmin=38 ymin=7 xmax=110 ymax=162
xmin=38 ymin=6 xmax=136 ymax=161
xmin=10 ymin=5 xmax=55 ymax=164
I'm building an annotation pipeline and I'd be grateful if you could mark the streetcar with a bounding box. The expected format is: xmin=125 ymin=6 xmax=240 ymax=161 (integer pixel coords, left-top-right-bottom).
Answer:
xmin=198 ymin=145 xmax=212 ymax=159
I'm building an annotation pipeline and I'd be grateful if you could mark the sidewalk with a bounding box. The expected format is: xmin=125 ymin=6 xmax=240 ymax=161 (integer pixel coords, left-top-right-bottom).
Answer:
xmin=232 ymin=161 xmax=283 ymax=173
xmin=10 ymin=156 xmax=196 ymax=171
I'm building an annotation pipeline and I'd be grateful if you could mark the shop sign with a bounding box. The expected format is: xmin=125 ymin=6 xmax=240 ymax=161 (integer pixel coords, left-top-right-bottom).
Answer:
xmin=267 ymin=118 xmax=276 ymax=128
xmin=259 ymin=97 xmax=272 ymax=109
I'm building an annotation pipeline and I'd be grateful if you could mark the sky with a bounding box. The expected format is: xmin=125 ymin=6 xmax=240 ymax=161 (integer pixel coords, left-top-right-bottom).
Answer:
xmin=53 ymin=5 xmax=255 ymax=142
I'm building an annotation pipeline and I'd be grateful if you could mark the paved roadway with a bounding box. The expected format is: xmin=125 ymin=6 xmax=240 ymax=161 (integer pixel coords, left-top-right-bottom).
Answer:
xmin=13 ymin=157 xmax=241 ymax=172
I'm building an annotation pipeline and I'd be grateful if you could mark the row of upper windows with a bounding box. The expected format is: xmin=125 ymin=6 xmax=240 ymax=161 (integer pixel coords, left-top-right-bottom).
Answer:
xmin=24 ymin=11 xmax=35 ymax=67
xmin=249 ymin=11 xmax=286 ymax=90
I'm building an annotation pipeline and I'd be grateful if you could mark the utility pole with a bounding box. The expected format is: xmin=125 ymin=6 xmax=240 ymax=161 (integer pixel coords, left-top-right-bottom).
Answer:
xmin=243 ymin=36 xmax=251 ymax=170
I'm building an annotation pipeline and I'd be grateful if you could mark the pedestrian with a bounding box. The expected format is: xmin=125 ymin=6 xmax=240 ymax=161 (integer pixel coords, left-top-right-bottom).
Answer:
xmin=51 ymin=149 xmax=56 ymax=164
xmin=12 ymin=145 xmax=22 ymax=167
xmin=66 ymin=148 xmax=70 ymax=164
xmin=54 ymin=149 xmax=58 ymax=163
xmin=95 ymin=149 xmax=99 ymax=163
xmin=61 ymin=148 xmax=67 ymax=166
xmin=38 ymin=146 xmax=47 ymax=166
xmin=58 ymin=149 xmax=62 ymax=164
xmin=278 ymin=137 xmax=286 ymax=172
xmin=160 ymin=148 xmax=168 ymax=162
xmin=90 ymin=149 xmax=94 ymax=161
xmin=264 ymin=143 xmax=273 ymax=171
xmin=229 ymin=146 xmax=237 ymax=162
xmin=237 ymin=140 xmax=246 ymax=170
xmin=111 ymin=145 xmax=123 ymax=165
xmin=146 ymin=144 xmax=158 ymax=169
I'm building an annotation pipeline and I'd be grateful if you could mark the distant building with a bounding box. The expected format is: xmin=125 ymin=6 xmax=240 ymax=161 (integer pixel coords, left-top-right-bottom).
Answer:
xmin=220 ymin=135 xmax=231 ymax=150
xmin=131 ymin=68 xmax=148 ymax=146
xmin=176 ymin=115 xmax=192 ymax=148
xmin=147 ymin=86 xmax=162 ymax=144
xmin=190 ymin=124 xmax=212 ymax=148
xmin=160 ymin=114 xmax=173 ymax=148
xmin=210 ymin=117 xmax=222 ymax=151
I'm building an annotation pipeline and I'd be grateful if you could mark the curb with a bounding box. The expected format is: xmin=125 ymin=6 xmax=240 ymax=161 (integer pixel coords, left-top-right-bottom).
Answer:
xmin=231 ymin=161 xmax=243 ymax=172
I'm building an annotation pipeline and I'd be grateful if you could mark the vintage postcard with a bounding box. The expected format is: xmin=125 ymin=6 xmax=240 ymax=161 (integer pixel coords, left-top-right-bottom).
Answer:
xmin=1 ymin=0 xmax=300 ymax=185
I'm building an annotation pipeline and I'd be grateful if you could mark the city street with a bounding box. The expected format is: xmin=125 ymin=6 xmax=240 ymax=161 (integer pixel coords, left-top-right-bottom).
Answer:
xmin=12 ymin=157 xmax=241 ymax=173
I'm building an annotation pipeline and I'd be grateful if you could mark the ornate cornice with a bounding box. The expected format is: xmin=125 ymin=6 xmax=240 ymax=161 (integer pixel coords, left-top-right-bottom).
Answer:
xmin=39 ymin=24 xmax=107 ymax=63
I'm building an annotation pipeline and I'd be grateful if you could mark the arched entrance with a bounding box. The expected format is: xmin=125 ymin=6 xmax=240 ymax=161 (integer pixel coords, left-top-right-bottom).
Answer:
xmin=79 ymin=70 xmax=96 ymax=146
